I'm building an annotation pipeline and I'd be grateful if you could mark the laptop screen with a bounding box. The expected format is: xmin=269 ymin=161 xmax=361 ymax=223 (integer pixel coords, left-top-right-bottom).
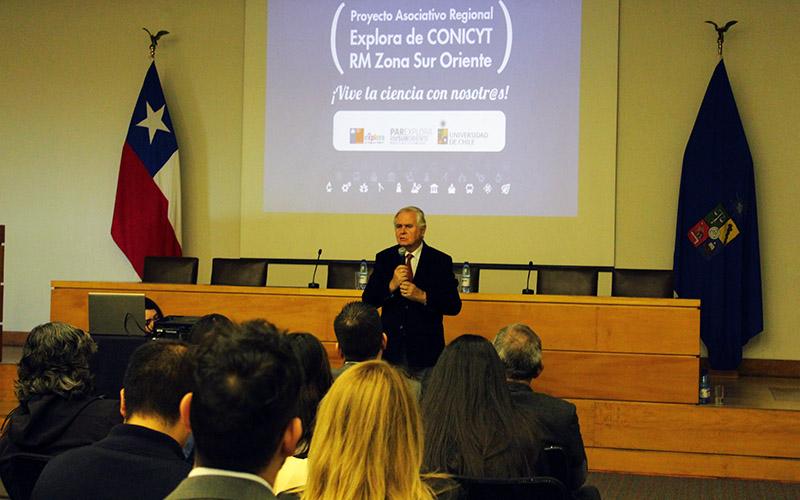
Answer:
xmin=88 ymin=293 xmax=146 ymax=336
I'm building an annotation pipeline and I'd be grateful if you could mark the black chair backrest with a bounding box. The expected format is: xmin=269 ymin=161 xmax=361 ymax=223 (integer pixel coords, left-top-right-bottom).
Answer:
xmin=453 ymin=263 xmax=481 ymax=293
xmin=453 ymin=475 xmax=570 ymax=500
xmin=210 ymin=258 xmax=268 ymax=287
xmin=538 ymin=446 xmax=572 ymax=491
xmin=142 ymin=256 xmax=199 ymax=284
xmin=326 ymin=262 xmax=372 ymax=289
xmin=612 ymin=269 xmax=674 ymax=298
xmin=0 ymin=452 xmax=51 ymax=500
xmin=536 ymin=268 xmax=598 ymax=296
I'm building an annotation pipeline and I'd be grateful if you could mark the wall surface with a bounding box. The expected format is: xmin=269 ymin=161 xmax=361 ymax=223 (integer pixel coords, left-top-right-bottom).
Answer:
xmin=616 ymin=0 xmax=800 ymax=360
xmin=1 ymin=0 xmax=797 ymax=361
xmin=0 ymin=0 xmax=245 ymax=331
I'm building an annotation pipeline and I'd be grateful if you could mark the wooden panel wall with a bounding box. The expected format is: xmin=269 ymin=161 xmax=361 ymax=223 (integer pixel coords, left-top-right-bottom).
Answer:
xmin=36 ymin=282 xmax=800 ymax=479
xmin=51 ymin=281 xmax=700 ymax=403
xmin=574 ymin=399 xmax=800 ymax=481
xmin=1 ymin=225 xmax=4 ymax=361
xmin=0 ymin=364 xmax=17 ymax=421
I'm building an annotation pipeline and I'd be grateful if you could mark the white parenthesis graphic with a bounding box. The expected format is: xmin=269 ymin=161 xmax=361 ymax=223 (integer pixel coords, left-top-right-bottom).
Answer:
xmin=331 ymin=2 xmax=345 ymax=75
xmin=497 ymin=0 xmax=512 ymax=74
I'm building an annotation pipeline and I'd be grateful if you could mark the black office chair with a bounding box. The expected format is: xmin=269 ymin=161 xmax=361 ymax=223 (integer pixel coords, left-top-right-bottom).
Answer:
xmin=210 ymin=258 xmax=268 ymax=287
xmin=453 ymin=475 xmax=570 ymax=500
xmin=454 ymin=263 xmax=481 ymax=293
xmin=536 ymin=268 xmax=598 ymax=296
xmin=0 ymin=452 xmax=51 ymax=500
xmin=326 ymin=262 xmax=372 ymax=289
xmin=538 ymin=446 xmax=572 ymax=490
xmin=612 ymin=268 xmax=674 ymax=298
xmin=142 ymin=256 xmax=199 ymax=284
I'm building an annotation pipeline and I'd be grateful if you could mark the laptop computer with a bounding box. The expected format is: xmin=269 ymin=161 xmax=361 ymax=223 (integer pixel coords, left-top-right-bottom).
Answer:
xmin=88 ymin=292 xmax=146 ymax=336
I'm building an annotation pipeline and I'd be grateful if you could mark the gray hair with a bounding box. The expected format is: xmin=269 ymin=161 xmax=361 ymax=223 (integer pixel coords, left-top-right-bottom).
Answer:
xmin=15 ymin=322 xmax=97 ymax=401
xmin=394 ymin=206 xmax=427 ymax=228
xmin=492 ymin=323 xmax=543 ymax=381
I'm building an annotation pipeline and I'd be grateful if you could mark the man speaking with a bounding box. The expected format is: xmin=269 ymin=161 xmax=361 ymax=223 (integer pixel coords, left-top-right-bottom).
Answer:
xmin=363 ymin=206 xmax=462 ymax=376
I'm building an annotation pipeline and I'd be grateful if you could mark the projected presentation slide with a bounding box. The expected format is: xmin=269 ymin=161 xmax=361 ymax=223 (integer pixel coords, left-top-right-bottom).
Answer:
xmin=265 ymin=0 xmax=582 ymax=216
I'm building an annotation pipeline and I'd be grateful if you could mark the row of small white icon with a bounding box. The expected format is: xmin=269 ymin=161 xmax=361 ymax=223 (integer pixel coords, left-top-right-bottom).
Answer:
xmin=343 ymin=173 xmax=505 ymax=184
xmin=325 ymin=182 xmax=511 ymax=195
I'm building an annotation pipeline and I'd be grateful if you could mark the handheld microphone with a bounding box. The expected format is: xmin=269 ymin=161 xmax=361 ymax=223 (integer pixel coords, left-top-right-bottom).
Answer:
xmin=398 ymin=246 xmax=409 ymax=269
xmin=308 ymin=248 xmax=322 ymax=288
xmin=397 ymin=247 xmax=411 ymax=283
xmin=522 ymin=260 xmax=535 ymax=295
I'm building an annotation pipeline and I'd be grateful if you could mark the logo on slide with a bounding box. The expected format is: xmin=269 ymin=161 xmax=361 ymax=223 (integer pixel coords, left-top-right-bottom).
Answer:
xmin=438 ymin=128 xmax=449 ymax=144
xmin=349 ymin=128 xmax=364 ymax=144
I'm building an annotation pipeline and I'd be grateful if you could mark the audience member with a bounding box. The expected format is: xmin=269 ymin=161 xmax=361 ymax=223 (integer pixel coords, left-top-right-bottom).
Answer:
xmin=494 ymin=324 xmax=600 ymax=499
xmin=31 ymin=340 xmax=194 ymax=500
xmin=188 ymin=313 xmax=234 ymax=345
xmin=166 ymin=320 xmax=302 ymax=499
xmin=421 ymin=335 xmax=542 ymax=479
xmin=274 ymin=332 xmax=333 ymax=493
xmin=303 ymin=360 xmax=439 ymax=500
xmin=144 ymin=297 xmax=164 ymax=334
xmin=331 ymin=301 xmax=420 ymax=397
xmin=0 ymin=323 xmax=121 ymax=491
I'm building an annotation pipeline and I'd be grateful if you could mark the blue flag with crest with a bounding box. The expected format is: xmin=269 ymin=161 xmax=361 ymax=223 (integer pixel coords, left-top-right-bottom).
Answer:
xmin=673 ymin=60 xmax=763 ymax=370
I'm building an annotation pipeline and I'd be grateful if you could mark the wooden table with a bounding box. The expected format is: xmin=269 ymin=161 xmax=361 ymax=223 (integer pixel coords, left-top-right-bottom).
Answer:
xmin=51 ymin=281 xmax=700 ymax=403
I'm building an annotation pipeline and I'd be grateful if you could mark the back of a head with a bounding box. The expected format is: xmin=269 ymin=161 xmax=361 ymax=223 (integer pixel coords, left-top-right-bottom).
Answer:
xmin=122 ymin=340 xmax=193 ymax=425
xmin=333 ymin=301 xmax=383 ymax=362
xmin=190 ymin=320 xmax=301 ymax=474
xmin=422 ymin=334 xmax=535 ymax=478
xmin=188 ymin=313 xmax=235 ymax=345
xmin=15 ymin=322 xmax=97 ymax=402
xmin=493 ymin=323 xmax=544 ymax=381
xmin=305 ymin=360 xmax=432 ymax=500
xmin=286 ymin=332 xmax=332 ymax=456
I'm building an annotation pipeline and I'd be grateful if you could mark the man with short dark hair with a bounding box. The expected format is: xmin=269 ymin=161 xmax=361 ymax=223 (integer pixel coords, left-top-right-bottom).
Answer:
xmin=332 ymin=301 xmax=385 ymax=371
xmin=188 ymin=313 xmax=235 ymax=345
xmin=166 ymin=320 xmax=302 ymax=499
xmin=493 ymin=324 xmax=598 ymax=500
xmin=332 ymin=301 xmax=420 ymax=398
xmin=32 ymin=340 xmax=194 ymax=500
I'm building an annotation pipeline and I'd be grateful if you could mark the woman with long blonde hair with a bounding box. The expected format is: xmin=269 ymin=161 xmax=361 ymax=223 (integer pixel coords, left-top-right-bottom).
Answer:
xmin=302 ymin=360 xmax=435 ymax=500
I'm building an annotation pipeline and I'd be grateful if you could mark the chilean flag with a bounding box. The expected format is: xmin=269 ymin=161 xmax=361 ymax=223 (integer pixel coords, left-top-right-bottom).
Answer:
xmin=112 ymin=62 xmax=182 ymax=278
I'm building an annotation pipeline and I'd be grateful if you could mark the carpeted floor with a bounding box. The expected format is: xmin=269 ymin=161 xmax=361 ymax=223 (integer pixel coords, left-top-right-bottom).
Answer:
xmin=588 ymin=472 xmax=800 ymax=500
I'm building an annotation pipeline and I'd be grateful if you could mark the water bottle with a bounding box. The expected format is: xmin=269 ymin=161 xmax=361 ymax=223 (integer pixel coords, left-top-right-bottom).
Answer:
xmin=699 ymin=373 xmax=711 ymax=404
xmin=357 ymin=260 xmax=369 ymax=290
xmin=461 ymin=262 xmax=471 ymax=294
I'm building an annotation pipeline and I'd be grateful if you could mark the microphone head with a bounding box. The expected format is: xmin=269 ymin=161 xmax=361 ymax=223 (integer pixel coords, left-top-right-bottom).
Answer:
xmin=398 ymin=247 xmax=407 ymax=257
xmin=317 ymin=248 xmax=323 ymax=257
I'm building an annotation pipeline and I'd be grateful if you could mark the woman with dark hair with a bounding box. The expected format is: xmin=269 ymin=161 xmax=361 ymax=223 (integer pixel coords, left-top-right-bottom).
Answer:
xmin=0 ymin=323 xmax=121 ymax=488
xmin=421 ymin=334 xmax=543 ymax=479
xmin=144 ymin=297 xmax=163 ymax=334
xmin=274 ymin=332 xmax=333 ymax=493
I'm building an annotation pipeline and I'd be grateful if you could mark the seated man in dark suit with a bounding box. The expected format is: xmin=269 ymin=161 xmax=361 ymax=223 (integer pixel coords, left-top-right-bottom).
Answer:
xmin=166 ymin=320 xmax=302 ymax=500
xmin=331 ymin=301 xmax=420 ymax=398
xmin=32 ymin=340 xmax=194 ymax=500
xmin=493 ymin=323 xmax=599 ymax=500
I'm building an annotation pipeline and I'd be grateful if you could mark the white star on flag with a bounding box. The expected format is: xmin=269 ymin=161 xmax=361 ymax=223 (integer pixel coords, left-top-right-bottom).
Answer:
xmin=136 ymin=101 xmax=171 ymax=143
